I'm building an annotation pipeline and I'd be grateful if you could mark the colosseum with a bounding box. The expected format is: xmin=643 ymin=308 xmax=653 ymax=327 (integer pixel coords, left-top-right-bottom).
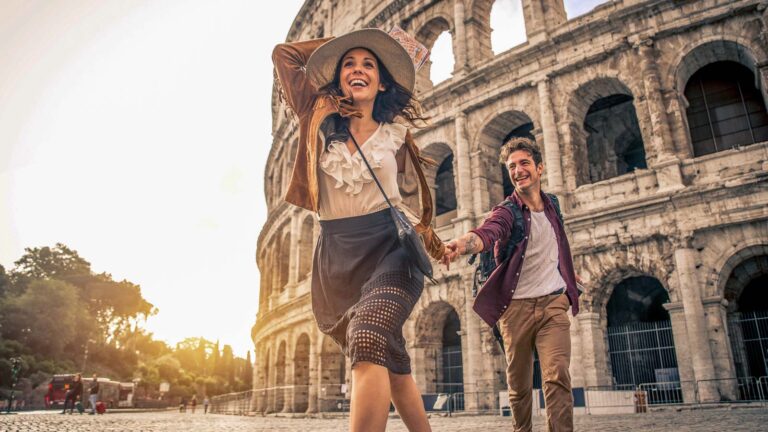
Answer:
xmin=252 ymin=0 xmax=768 ymax=414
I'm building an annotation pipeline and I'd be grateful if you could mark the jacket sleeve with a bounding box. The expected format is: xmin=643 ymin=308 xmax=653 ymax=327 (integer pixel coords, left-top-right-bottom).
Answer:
xmin=469 ymin=205 xmax=515 ymax=252
xmin=272 ymin=37 xmax=333 ymax=117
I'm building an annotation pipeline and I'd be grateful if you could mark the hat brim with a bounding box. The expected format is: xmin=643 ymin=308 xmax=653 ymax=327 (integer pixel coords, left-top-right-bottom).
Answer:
xmin=306 ymin=28 xmax=415 ymax=93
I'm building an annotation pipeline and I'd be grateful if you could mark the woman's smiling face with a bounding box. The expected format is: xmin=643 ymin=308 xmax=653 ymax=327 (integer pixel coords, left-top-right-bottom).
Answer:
xmin=338 ymin=48 xmax=385 ymax=104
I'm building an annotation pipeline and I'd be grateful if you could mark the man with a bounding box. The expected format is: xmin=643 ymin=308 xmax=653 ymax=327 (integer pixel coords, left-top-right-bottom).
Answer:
xmin=443 ymin=137 xmax=580 ymax=432
xmin=88 ymin=374 xmax=99 ymax=415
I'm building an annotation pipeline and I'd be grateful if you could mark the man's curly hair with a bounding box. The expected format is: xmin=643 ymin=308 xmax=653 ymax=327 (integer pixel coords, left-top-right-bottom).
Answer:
xmin=498 ymin=136 xmax=542 ymax=166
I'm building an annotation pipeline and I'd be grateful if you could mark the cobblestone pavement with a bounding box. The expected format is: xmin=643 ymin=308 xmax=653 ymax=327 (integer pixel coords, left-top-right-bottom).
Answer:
xmin=1 ymin=408 xmax=767 ymax=431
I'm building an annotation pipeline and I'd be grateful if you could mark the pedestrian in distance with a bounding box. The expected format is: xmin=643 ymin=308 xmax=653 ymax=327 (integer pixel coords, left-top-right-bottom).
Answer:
xmin=203 ymin=396 xmax=210 ymax=414
xmin=190 ymin=394 xmax=197 ymax=414
xmin=443 ymin=137 xmax=584 ymax=432
xmin=61 ymin=373 xmax=83 ymax=415
xmin=179 ymin=396 xmax=187 ymax=413
xmin=272 ymin=25 xmax=443 ymax=432
xmin=88 ymin=373 xmax=99 ymax=415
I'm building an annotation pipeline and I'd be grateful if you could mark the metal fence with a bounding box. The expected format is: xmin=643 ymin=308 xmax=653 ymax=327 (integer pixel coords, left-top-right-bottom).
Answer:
xmin=209 ymin=376 xmax=768 ymax=417
xmin=607 ymin=320 xmax=679 ymax=387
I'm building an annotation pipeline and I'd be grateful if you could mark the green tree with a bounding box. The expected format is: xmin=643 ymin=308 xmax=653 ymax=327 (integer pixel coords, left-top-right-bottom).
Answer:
xmin=0 ymin=279 xmax=82 ymax=357
xmin=9 ymin=244 xmax=91 ymax=292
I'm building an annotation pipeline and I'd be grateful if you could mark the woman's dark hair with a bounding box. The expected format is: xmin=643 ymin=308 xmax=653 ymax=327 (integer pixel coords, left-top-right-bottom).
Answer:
xmin=318 ymin=48 xmax=429 ymax=146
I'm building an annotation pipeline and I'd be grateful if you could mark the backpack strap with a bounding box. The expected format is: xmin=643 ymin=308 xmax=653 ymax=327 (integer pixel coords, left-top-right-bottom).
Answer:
xmin=546 ymin=193 xmax=564 ymax=224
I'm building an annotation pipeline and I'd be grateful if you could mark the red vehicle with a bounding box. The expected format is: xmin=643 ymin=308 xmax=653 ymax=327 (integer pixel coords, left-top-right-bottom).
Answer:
xmin=45 ymin=374 xmax=75 ymax=408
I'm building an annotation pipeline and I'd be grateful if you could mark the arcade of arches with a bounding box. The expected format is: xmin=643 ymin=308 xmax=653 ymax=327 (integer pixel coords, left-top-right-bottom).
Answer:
xmin=254 ymin=0 xmax=768 ymax=412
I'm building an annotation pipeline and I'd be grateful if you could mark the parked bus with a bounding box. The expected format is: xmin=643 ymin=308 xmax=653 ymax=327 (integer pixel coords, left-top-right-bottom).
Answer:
xmin=46 ymin=375 xmax=132 ymax=409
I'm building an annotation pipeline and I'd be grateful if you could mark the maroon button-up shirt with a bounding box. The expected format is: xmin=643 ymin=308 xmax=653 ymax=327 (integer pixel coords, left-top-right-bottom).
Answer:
xmin=470 ymin=191 xmax=580 ymax=327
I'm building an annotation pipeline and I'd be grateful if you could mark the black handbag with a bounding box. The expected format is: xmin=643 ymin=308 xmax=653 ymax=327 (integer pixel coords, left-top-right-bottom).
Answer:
xmin=346 ymin=128 xmax=436 ymax=283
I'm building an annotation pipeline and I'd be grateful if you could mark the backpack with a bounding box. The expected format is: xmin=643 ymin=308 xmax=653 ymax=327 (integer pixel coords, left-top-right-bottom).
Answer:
xmin=468 ymin=194 xmax=563 ymax=351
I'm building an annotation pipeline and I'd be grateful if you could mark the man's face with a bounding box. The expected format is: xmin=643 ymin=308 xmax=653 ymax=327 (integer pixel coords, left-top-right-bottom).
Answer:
xmin=506 ymin=149 xmax=544 ymax=193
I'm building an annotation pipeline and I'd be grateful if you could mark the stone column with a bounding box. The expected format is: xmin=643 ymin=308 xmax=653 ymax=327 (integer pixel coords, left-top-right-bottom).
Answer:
xmin=283 ymin=342 xmax=295 ymax=413
xmin=663 ymin=302 xmax=696 ymax=403
xmin=576 ymin=312 xmax=612 ymax=387
xmin=569 ymin=313 xmax=585 ymax=388
xmin=288 ymin=211 xmax=301 ymax=287
xmin=537 ymin=79 xmax=564 ymax=196
xmin=673 ymin=242 xmax=719 ymax=402
xmin=307 ymin=339 xmax=319 ymax=413
xmin=702 ymin=297 xmax=738 ymax=400
xmin=453 ymin=0 xmax=468 ymax=74
xmin=522 ymin=0 xmax=567 ymax=44
xmin=454 ymin=113 xmax=475 ymax=228
xmin=636 ymin=39 xmax=684 ymax=192
xmin=462 ymin=273 xmax=483 ymax=394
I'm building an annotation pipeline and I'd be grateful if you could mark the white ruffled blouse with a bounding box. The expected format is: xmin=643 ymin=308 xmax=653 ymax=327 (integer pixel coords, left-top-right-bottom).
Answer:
xmin=318 ymin=122 xmax=411 ymax=221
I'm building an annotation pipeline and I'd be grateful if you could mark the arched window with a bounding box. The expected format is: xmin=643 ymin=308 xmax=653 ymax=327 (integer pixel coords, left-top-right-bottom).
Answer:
xmin=435 ymin=154 xmax=457 ymax=216
xmin=430 ymin=31 xmax=454 ymax=84
xmin=606 ymin=276 xmax=679 ymax=398
xmin=490 ymin=0 xmax=526 ymax=54
xmin=440 ymin=309 xmax=463 ymax=394
xmin=684 ymin=61 xmax=768 ymax=157
xmin=725 ymin=253 xmax=768 ymax=379
xmin=584 ymin=94 xmax=646 ymax=183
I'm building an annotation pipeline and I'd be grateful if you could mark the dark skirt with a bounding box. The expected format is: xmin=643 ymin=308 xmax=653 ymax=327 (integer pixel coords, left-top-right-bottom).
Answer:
xmin=311 ymin=208 xmax=424 ymax=374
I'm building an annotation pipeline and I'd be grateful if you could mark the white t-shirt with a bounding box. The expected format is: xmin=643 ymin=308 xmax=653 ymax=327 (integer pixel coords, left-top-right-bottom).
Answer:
xmin=318 ymin=122 xmax=414 ymax=221
xmin=512 ymin=210 xmax=567 ymax=299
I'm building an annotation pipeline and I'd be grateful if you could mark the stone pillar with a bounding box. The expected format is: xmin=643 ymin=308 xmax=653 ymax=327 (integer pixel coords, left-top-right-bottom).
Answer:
xmin=307 ymin=339 xmax=319 ymax=413
xmin=464 ymin=7 xmax=493 ymax=66
xmin=569 ymin=313 xmax=585 ymax=388
xmin=702 ymin=297 xmax=739 ymax=401
xmin=288 ymin=211 xmax=301 ymax=287
xmin=576 ymin=312 xmax=612 ymax=387
xmin=462 ymin=273 xmax=483 ymax=395
xmin=537 ymin=79 xmax=564 ymax=196
xmin=283 ymin=344 xmax=295 ymax=413
xmin=636 ymin=39 xmax=675 ymax=161
xmin=663 ymin=302 xmax=696 ymax=403
xmin=522 ymin=0 xmax=567 ymax=44
xmin=453 ymin=0 xmax=468 ymax=74
xmin=636 ymin=39 xmax=684 ymax=193
xmin=673 ymin=243 xmax=719 ymax=402
xmin=454 ymin=113 xmax=475 ymax=227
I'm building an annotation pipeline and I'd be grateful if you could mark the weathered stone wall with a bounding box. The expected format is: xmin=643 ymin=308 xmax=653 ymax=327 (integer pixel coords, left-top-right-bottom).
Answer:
xmin=254 ymin=0 xmax=768 ymax=412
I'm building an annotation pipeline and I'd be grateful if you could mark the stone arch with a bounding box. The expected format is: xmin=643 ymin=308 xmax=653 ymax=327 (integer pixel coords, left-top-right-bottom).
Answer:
xmin=414 ymin=16 xmax=455 ymax=93
xmin=473 ymin=110 xmax=536 ymax=207
xmin=714 ymin=244 xmax=768 ymax=311
xmin=564 ymin=76 xmax=646 ymax=186
xmin=669 ymin=38 xmax=768 ymax=157
xmin=604 ymin=275 xmax=679 ymax=387
xmin=576 ymin=237 xmax=677 ymax=314
xmin=421 ymin=142 xmax=457 ymax=226
xmin=413 ymin=300 xmax=464 ymax=393
xmin=706 ymin=241 xmax=768 ymax=300
xmin=318 ymin=335 xmax=346 ymax=412
xmin=672 ymin=39 xmax=766 ymax=97
xmin=298 ymin=215 xmax=314 ymax=282
xmin=293 ymin=333 xmax=311 ymax=413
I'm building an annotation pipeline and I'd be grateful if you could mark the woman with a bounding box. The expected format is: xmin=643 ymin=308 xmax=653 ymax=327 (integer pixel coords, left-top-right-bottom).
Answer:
xmin=272 ymin=28 xmax=443 ymax=432
xmin=61 ymin=373 xmax=83 ymax=414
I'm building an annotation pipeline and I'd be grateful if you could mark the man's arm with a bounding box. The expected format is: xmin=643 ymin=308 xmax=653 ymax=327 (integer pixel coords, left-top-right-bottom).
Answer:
xmin=441 ymin=204 xmax=517 ymax=269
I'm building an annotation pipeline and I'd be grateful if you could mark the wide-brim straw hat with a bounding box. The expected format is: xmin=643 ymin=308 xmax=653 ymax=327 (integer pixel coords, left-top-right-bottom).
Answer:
xmin=306 ymin=28 xmax=416 ymax=93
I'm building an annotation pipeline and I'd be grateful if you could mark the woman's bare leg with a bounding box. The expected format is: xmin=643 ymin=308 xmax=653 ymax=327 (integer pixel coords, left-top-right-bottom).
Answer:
xmin=350 ymin=362 xmax=391 ymax=432
xmin=390 ymin=372 xmax=431 ymax=432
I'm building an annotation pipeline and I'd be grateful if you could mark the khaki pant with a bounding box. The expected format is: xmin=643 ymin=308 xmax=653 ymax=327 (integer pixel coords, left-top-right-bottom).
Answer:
xmin=499 ymin=293 xmax=573 ymax=432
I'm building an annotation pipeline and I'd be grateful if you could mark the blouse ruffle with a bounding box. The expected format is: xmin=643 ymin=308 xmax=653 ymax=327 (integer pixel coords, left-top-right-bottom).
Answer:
xmin=319 ymin=123 xmax=407 ymax=195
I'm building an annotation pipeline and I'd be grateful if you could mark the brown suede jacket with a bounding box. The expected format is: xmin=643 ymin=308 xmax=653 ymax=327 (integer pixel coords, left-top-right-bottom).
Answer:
xmin=272 ymin=37 xmax=444 ymax=261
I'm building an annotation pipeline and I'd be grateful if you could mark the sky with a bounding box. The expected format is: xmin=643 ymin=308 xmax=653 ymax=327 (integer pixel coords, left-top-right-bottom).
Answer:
xmin=0 ymin=0 xmax=607 ymax=357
